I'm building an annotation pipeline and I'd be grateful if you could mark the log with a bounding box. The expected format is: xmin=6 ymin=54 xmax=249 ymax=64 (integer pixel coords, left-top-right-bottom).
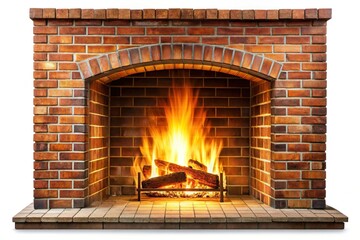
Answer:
xmin=188 ymin=159 xmax=207 ymax=172
xmin=142 ymin=165 xmax=152 ymax=180
xmin=141 ymin=172 xmax=187 ymax=189
xmin=154 ymin=159 xmax=219 ymax=188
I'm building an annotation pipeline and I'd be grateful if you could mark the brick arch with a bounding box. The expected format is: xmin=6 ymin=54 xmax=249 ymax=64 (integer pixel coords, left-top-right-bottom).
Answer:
xmin=78 ymin=43 xmax=282 ymax=83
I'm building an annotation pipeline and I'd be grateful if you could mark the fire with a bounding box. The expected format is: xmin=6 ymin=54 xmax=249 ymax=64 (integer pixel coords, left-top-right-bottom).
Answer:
xmin=134 ymin=84 xmax=224 ymax=194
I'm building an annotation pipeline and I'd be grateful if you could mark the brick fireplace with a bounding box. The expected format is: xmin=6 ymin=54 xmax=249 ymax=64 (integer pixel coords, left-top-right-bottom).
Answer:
xmin=28 ymin=8 xmax=334 ymax=213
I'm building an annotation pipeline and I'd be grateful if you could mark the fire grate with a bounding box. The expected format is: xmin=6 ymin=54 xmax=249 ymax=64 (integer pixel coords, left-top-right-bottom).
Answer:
xmin=137 ymin=172 xmax=227 ymax=202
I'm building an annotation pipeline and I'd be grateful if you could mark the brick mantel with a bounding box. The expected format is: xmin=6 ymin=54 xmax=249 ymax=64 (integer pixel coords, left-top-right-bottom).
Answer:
xmin=30 ymin=8 xmax=331 ymax=21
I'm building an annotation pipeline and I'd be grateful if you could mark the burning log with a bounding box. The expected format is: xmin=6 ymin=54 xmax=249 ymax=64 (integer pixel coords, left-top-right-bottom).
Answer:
xmin=141 ymin=172 xmax=187 ymax=189
xmin=142 ymin=165 xmax=152 ymax=180
xmin=154 ymin=159 xmax=219 ymax=188
xmin=188 ymin=159 xmax=207 ymax=172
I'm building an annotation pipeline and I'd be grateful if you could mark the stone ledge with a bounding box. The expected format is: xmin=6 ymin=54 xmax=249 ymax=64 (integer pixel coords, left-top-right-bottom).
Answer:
xmin=13 ymin=196 xmax=347 ymax=230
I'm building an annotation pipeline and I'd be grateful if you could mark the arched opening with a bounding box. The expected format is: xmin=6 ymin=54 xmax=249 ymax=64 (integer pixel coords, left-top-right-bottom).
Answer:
xmin=80 ymin=44 xmax=281 ymax=206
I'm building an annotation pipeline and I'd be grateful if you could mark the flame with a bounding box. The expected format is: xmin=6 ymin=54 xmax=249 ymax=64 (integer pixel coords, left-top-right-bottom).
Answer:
xmin=134 ymin=84 xmax=224 ymax=192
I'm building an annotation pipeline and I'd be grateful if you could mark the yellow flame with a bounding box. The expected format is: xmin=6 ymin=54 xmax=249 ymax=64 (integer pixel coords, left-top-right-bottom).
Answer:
xmin=135 ymin=84 xmax=223 ymax=189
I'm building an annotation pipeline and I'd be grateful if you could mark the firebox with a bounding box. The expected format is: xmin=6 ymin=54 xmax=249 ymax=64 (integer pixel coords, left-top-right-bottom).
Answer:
xmin=12 ymin=8 xmax=348 ymax=230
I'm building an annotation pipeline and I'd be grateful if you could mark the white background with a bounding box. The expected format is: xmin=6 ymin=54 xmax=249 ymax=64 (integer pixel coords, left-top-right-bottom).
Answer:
xmin=0 ymin=0 xmax=359 ymax=239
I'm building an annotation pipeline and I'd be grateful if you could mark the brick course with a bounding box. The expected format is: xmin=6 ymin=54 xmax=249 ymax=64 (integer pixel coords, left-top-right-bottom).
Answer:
xmin=30 ymin=8 xmax=330 ymax=209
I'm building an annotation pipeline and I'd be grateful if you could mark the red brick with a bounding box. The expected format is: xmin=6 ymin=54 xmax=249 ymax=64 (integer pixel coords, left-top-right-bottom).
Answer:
xmin=34 ymin=134 xmax=58 ymax=142
xmin=275 ymin=190 xmax=301 ymax=198
xmin=33 ymin=26 xmax=58 ymax=35
xmin=131 ymin=10 xmax=143 ymax=19
xmin=34 ymin=190 xmax=58 ymax=198
xmin=254 ymin=10 xmax=267 ymax=20
xmin=288 ymin=143 xmax=310 ymax=152
xmin=303 ymin=190 xmax=325 ymax=198
xmin=218 ymin=10 xmax=230 ymax=19
xmin=132 ymin=37 xmax=159 ymax=44
xmin=34 ymin=152 xmax=58 ymax=161
xmin=288 ymin=200 xmax=311 ymax=208
xmin=202 ymin=37 xmax=228 ymax=45
xmin=272 ymin=171 xmax=300 ymax=179
xmin=272 ymin=28 xmax=300 ymax=35
xmin=33 ymin=115 xmax=58 ymax=123
xmin=117 ymin=27 xmax=145 ymax=35
xmin=60 ymin=190 xmax=85 ymax=198
xmin=59 ymin=45 xmax=86 ymax=53
xmin=50 ymin=181 xmax=72 ymax=189
xmin=60 ymin=134 xmax=86 ymax=142
xmin=173 ymin=36 xmax=200 ymax=43
xmin=168 ymin=9 xmax=180 ymax=19
xmin=188 ymin=27 xmax=215 ymax=35
xmin=244 ymin=45 xmax=272 ymax=53
xmin=88 ymin=27 xmax=115 ymax=35
xmin=288 ymin=180 xmax=310 ymax=189
xmin=274 ymin=45 xmax=301 ymax=53
xmin=50 ymin=143 xmax=72 ymax=151
xmin=288 ymin=89 xmax=311 ymax=97
xmin=34 ymin=171 xmax=58 ymax=179
xmin=33 ymin=35 xmax=47 ymax=43
xmin=60 ymin=171 xmax=86 ymax=179
xmin=49 ymin=200 xmax=72 ymax=208
xmin=59 ymin=116 xmax=86 ymax=124
xmin=302 ymin=171 xmax=325 ymax=179
xmin=118 ymin=9 xmax=131 ymax=19
xmin=258 ymin=36 xmax=284 ymax=44
xmin=245 ymin=28 xmax=270 ymax=35
xmin=266 ymin=10 xmax=278 ymax=20
xmin=292 ymin=10 xmax=305 ymax=19
xmin=206 ymin=9 xmax=217 ymax=19
xmin=303 ymin=45 xmax=326 ymax=53
xmin=88 ymin=45 xmax=116 ymax=53
xmin=302 ymin=98 xmax=326 ymax=107
xmin=34 ymin=89 xmax=47 ymax=97
xmin=302 ymin=116 xmax=326 ymax=124
xmin=147 ymin=27 xmax=185 ymax=35
xmin=34 ymin=125 xmax=48 ymax=133
xmin=287 ymin=125 xmax=312 ymax=134
xmin=303 ymin=153 xmax=326 ymax=161
xmin=272 ymin=134 xmax=300 ymax=142
xmin=282 ymin=63 xmax=300 ymax=71
xmin=302 ymin=134 xmax=326 ymax=143
xmin=34 ymin=180 xmax=48 ymax=189
xmin=288 ymin=108 xmax=311 ymax=115
xmin=181 ymin=9 xmax=193 ymax=19
xmin=156 ymin=9 xmax=168 ymax=19
xmin=43 ymin=8 xmax=55 ymax=18
xmin=303 ymin=63 xmax=327 ymax=71
xmin=243 ymin=10 xmax=255 ymax=20
xmin=286 ymin=53 xmax=311 ymax=62
xmin=286 ymin=36 xmax=310 ymax=44
xmin=227 ymin=10 xmax=241 ymax=19
xmin=59 ymin=27 xmax=86 ymax=35
xmin=60 ymin=152 xmax=85 ymax=160
xmin=34 ymin=106 xmax=47 ymax=115
xmin=318 ymin=9 xmax=332 ymax=19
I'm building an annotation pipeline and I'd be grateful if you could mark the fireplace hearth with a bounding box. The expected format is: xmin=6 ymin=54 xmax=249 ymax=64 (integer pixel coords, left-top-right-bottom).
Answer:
xmin=13 ymin=8 xmax=348 ymax=229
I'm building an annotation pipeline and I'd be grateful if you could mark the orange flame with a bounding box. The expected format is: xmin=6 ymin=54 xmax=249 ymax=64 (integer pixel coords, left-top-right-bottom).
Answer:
xmin=135 ymin=84 xmax=223 ymax=189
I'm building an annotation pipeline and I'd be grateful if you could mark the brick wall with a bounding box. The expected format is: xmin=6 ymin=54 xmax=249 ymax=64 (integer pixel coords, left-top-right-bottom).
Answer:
xmin=88 ymin=80 xmax=109 ymax=205
xmin=31 ymin=8 xmax=331 ymax=209
xmin=250 ymin=81 xmax=271 ymax=205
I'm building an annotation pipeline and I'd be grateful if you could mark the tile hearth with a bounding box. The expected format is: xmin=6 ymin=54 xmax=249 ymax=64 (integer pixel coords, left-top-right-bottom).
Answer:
xmin=13 ymin=196 xmax=347 ymax=229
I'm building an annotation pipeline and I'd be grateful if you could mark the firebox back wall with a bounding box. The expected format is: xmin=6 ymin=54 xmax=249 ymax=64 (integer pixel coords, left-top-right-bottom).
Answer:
xmin=108 ymin=69 xmax=251 ymax=196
